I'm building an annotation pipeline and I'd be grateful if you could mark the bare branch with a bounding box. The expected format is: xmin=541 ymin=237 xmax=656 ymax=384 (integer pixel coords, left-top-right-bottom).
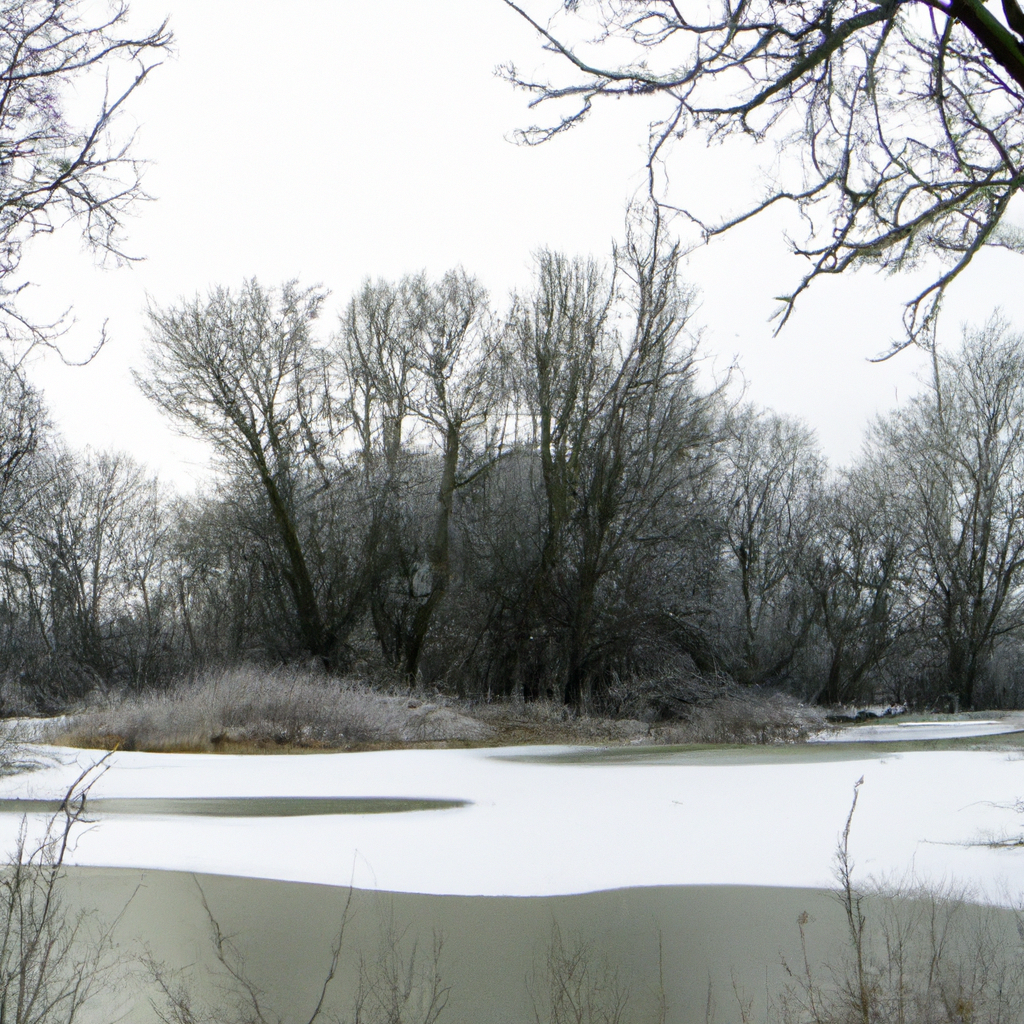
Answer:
xmin=502 ymin=0 xmax=1024 ymax=344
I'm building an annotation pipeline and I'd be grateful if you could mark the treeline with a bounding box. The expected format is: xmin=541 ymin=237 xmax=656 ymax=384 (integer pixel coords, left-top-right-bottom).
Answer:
xmin=2 ymin=235 xmax=1024 ymax=712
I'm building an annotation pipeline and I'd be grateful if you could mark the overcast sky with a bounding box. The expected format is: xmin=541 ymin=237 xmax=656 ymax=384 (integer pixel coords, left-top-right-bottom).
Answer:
xmin=22 ymin=0 xmax=1024 ymax=490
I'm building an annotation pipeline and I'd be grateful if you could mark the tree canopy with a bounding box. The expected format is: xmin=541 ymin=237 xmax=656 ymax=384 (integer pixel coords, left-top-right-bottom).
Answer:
xmin=0 ymin=0 xmax=171 ymax=354
xmin=501 ymin=0 xmax=1024 ymax=348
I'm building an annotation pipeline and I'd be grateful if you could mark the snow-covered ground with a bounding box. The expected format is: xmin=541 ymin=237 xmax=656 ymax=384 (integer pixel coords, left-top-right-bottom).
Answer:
xmin=1 ymin=742 xmax=1023 ymax=904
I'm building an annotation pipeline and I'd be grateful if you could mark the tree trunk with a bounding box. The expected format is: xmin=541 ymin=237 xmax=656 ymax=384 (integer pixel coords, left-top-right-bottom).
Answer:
xmin=258 ymin=468 xmax=333 ymax=664
xmin=403 ymin=424 xmax=460 ymax=683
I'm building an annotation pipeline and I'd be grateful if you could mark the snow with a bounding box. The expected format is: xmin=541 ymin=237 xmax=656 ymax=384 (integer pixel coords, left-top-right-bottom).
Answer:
xmin=0 ymin=744 xmax=1023 ymax=903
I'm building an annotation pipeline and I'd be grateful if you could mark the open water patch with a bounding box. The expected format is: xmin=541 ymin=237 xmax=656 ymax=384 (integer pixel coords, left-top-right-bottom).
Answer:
xmin=497 ymin=743 xmax=890 ymax=766
xmin=810 ymin=719 xmax=1024 ymax=743
xmin=56 ymin=869 xmax=1024 ymax=1024
xmin=0 ymin=795 xmax=468 ymax=817
xmin=501 ymin=726 xmax=1024 ymax=765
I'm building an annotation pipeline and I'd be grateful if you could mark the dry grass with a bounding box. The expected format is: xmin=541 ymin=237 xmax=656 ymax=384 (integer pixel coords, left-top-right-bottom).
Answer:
xmin=43 ymin=667 xmax=494 ymax=753
xmin=767 ymin=782 xmax=1024 ymax=1024
xmin=469 ymin=700 xmax=651 ymax=747
xmin=607 ymin=672 xmax=827 ymax=745
xmin=469 ymin=675 xmax=825 ymax=748
xmin=648 ymin=691 xmax=826 ymax=745
xmin=37 ymin=666 xmax=826 ymax=754
xmin=772 ymin=884 xmax=1024 ymax=1024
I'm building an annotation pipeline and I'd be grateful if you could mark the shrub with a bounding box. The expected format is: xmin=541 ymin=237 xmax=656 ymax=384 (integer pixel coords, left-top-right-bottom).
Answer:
xmin=0 ymin=761 xmax=119 ymax=1024
xmin=774 ymin=781 xmax=1024 ymax=1024
xmin=43 ymin=666 xmax=494 ymax=752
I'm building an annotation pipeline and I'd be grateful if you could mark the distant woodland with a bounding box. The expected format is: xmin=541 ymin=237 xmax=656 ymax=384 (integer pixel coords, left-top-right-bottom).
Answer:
xmin=3 ymin=236 xmax=1024 ymax=713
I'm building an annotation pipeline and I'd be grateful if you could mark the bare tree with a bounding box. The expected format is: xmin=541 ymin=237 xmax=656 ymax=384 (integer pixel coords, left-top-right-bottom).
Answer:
xmin=4 ymin=446 xmax=170 ymax=697
xmin=338 ymin=278 xmax=419 ymax=672
xmin=802 ymin=466 xmax=911 ymax=705
xmin=0 ymin=757 xmax=121 ymax=1024
xmin=138 ymin=280 xmax=353 ymax=667
xmin=500 ymin=0 xmax=1024 ymax=345
xmin=870 ymin=317 xmax=1024 ymax=708
xmin=337 ymin=270 xmax=508 ymax=683
xmin=0 ymin=0 xmax=171 ymax=351
xmin=401 ymin=270 xmax=507 ymax=682
xmin=718 ymin=407 xmax=825 ymax=687
xmin=0 ymin=359 xmax=46 ymax=533
xmin=508 ymin=219 xmax=720 ymax=707
xmin=341 ymin=278 xmax=417 ymax=480
xmin=164 ymin=491 xmax=270 ymax=668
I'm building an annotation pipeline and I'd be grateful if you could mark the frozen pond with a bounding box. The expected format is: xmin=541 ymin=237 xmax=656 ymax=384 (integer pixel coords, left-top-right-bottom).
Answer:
xmin=3 ymin=738 xmax=1024 ymax=1023
xmin=0 ymin=795 xmax=467 ymax=817
xmin=2 ymin=738 xmax=1024 ymax=904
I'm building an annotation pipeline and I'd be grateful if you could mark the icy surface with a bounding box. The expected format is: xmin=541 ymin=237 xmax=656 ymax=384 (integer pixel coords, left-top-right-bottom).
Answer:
xmin=0 ymin=744 xmax=1023 ymax=902
xmin=813 ymin=720 xmax=1024 ymax=743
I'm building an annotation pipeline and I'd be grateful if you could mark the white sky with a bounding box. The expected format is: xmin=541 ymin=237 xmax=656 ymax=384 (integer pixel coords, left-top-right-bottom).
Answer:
xmin=20 ymin=0 xmax=1024 ymax=491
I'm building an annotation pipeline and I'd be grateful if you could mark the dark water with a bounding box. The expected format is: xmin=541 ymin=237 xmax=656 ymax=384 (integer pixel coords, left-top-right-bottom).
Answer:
xmin=502 ymin=727 xmax=1024 ymax=766
xmin=60 ymin=870 xmax=1024 ymax=1024
xmin=0 ymin=795 xmax=468 ymax=817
